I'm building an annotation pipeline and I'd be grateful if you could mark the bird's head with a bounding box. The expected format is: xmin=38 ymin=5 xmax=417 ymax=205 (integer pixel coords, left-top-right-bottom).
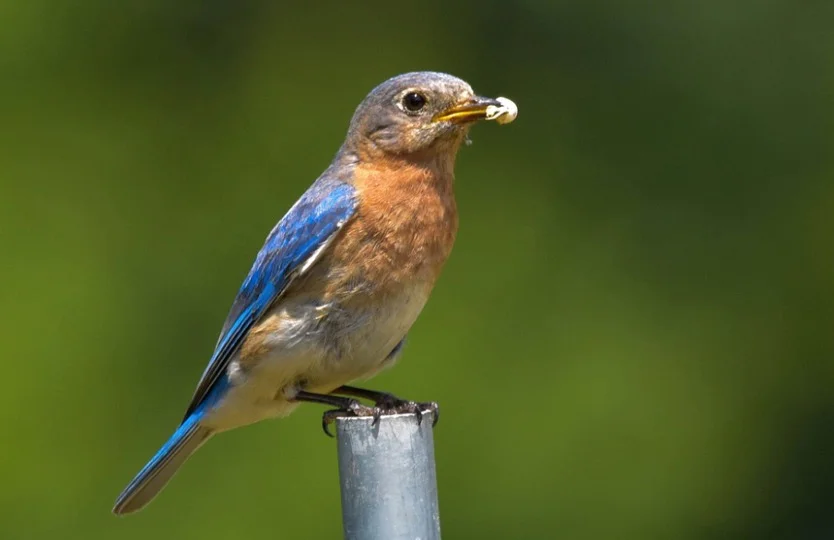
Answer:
xmin=343 ymin=71 xmax=517 ymax=160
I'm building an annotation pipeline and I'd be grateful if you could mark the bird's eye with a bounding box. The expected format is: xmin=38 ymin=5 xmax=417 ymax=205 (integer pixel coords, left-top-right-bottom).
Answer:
xmin=402 ymin=92 xmax=427 ymax=112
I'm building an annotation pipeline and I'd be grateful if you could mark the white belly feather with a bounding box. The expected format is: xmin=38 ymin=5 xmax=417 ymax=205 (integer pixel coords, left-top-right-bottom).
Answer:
xmin=202 ymin=283 xmax=431 ymax=431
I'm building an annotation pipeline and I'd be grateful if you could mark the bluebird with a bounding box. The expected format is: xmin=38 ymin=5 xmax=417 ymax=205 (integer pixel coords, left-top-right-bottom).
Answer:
xmin=113 ymin=71 xmax=517 ymax=515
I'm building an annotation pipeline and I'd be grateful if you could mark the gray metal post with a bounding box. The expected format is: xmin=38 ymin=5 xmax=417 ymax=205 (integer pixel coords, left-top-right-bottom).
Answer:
xmin=336 ymin=412 xmax=441 ymax=540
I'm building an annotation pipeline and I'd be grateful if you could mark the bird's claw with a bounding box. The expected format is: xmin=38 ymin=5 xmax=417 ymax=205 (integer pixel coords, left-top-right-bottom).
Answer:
xmin=321 ymin=400 xmax=377 ymax=437
xmin=410 ymin=401 xmax=440 ymax=427
xmin=373 ymin=397 xmax=440 ymax=427
xmin=321 ymin=398 xmax=439 ymax=437
xmin=371 ymin=406 xmax=383 ymax=426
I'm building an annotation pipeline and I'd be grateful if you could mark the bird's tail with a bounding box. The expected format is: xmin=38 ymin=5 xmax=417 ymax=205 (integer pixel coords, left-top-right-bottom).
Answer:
xmin=112 ymin=411 xmax=214 ymax=515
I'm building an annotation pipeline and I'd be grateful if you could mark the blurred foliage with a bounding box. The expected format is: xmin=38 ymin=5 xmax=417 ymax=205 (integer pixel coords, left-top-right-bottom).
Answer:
xmin=1 ymin=0 xmax=833 ymax=538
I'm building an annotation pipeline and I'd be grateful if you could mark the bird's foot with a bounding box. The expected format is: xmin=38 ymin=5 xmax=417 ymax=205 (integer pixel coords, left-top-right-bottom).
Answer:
xmin=327 ymin=386 xmax=440 ymax=433
xmin=321 ymin=400 xmax=378 ymax=437
xmin=372 ymin=395 xmax=440 ymax=428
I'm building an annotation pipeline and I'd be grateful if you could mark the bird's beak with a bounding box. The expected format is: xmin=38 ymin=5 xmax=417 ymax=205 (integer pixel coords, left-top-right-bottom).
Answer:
xmin=433 ymin=96 xmax=518 ymax=125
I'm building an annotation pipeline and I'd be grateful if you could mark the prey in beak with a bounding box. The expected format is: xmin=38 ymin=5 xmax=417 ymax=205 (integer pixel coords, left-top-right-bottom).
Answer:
xmin=433 ymin=96 xmax=518 ymax=125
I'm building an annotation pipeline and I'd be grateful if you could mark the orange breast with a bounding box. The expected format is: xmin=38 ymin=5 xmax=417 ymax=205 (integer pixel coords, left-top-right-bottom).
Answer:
xmin=323 ymin=157 xmax=459 ymax=299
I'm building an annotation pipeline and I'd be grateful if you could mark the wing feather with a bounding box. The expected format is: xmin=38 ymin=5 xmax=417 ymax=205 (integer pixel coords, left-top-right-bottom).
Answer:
xmin=182 ymin=178 xmax=357 ymax=419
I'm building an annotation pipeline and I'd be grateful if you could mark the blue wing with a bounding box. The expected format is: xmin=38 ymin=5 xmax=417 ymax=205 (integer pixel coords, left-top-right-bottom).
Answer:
xmin=182 ymin=177 xmax=357 ymax=420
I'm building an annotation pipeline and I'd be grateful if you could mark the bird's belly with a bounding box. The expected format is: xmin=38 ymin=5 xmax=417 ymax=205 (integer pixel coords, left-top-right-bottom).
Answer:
xmin=308 ymin=283 xmax=432 ymax=386
xmin=202 ymin=283 xmax=431 ymax=431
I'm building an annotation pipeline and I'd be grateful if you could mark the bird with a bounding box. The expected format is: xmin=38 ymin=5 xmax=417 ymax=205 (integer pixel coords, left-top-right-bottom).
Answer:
xmin=112 ymin=71 xmax=517 ymax=515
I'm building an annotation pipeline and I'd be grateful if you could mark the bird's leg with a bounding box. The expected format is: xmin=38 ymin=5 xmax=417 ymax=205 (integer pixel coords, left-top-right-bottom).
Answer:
xmin=331 ymin=385 xmax=400 ymax=407
xmin=331 ymin=385 xmax=440 ymax=427
xmin=291 ymin=390 xmax=376 ymax=437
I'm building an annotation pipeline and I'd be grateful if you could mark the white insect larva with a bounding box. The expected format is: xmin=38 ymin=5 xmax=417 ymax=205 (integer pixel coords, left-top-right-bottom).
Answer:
xmin=485 ymin=97 xmax=518 ymax=125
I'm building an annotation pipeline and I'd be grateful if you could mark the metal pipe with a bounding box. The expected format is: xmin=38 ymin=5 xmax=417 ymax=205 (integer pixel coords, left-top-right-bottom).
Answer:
xmin=336 ymin=412 xmax=441 ymax=540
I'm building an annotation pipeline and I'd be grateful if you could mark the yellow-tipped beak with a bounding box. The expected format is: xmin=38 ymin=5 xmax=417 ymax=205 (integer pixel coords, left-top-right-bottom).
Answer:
xmin=433 ymin=96 xmax=518 ymax=125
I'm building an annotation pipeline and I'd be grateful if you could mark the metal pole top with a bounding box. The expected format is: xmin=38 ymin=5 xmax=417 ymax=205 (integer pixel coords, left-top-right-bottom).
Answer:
xmin=336 ymin=413 xmax=441 ymax=540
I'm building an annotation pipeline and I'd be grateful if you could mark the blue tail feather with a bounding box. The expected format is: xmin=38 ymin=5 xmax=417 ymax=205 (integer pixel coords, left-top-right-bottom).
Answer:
xmin=112 ymin=410 xmax=214 ymax=515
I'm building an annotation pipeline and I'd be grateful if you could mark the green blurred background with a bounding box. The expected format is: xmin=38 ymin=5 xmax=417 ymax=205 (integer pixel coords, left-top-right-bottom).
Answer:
xmin=2 ymin=0 xmax=832 ymax=538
